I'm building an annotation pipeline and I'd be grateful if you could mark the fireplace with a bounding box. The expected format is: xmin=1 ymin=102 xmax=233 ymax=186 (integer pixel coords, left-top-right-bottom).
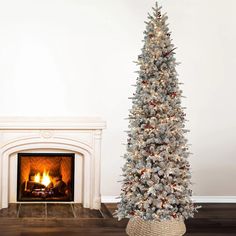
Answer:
xmin=17 ymin=153 xmax=75 ymax=202
xmin=0 ymin=117 xmax=106 ymax=210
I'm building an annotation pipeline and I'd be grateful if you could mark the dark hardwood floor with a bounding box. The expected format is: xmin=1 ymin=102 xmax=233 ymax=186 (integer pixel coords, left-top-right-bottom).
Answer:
xmin=0 ymin=203 xmax=235 ymax=235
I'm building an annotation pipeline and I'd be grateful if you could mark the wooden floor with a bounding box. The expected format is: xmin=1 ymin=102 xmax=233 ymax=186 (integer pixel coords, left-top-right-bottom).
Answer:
xmin=0 ymin=203 xmax=235 ymax=235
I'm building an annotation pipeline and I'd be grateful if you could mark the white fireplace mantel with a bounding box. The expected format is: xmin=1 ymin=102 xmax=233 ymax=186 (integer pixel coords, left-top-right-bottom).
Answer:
xmin=0 ymin=117 xmax=106 ymax=210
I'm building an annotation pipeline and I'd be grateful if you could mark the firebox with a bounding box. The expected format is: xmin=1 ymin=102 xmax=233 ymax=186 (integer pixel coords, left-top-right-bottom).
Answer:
xmin=17 ymin=153 xmax=75 ymax=202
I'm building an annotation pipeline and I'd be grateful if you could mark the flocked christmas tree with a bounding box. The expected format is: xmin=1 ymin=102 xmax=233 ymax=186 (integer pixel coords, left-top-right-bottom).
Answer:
xmin=117 ymin=3 xmax=197 ymax=221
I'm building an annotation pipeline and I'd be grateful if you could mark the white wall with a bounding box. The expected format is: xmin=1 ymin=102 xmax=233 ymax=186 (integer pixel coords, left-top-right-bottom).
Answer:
xmin=0 ymin=0 xmax=235 ymax=198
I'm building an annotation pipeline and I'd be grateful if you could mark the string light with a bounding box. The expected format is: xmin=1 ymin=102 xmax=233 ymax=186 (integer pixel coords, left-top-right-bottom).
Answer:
xmin=116 ymin=2 xmax=196 ymax=222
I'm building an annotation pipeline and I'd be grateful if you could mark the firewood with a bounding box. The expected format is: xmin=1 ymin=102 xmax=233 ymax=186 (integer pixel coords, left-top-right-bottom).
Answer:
xmin=53 ymin=180 xmax=67 ymax=195
xmin=22 ymin=181 xmax=46 ymax=191
xmin=33 ymin=182 xmax=46 ymax=189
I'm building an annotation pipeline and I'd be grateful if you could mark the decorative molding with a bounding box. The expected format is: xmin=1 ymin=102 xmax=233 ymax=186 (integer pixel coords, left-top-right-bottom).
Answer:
xmin=40 ymin=130 xmax=54 ymax=139
xmin=101 ymin=195 xmax=236 ymax=203
xmin=94 ymin=130 xmax=102 ymax=139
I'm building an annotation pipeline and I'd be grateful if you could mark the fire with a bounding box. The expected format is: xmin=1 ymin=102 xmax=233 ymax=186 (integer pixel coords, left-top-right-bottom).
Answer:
xmin=34 ymin=173 xmax=41 ymax=183
xmin=33 ymin=170 xmax=51 ymax=187
xmin=42 ymin=170 xmax=51 ymax=187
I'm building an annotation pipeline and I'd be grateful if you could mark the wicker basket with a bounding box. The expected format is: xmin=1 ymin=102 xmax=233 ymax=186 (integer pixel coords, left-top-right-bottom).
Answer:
xmin=126 ymin=217 xmax=186 ymax=236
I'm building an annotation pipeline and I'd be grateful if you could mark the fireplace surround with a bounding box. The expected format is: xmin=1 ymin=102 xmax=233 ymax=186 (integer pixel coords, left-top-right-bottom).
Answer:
xmin=0 ymin=117 xmax=106 ymax=210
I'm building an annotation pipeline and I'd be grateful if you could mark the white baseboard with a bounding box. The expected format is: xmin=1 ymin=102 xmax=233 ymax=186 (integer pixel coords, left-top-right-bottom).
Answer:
xmin=102 ymin=195 xmax=236 ymax=203
xmin=191 ymin=196 xmax=236 ymax=203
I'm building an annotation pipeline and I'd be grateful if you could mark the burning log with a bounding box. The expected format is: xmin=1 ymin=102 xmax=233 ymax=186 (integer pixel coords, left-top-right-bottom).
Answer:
xmin=32 ymin=188 xmax=54 ymax=197
xmin=53 ymin=180 xmax=67 ymax=196
xmin=21 ymin=174 xmax=69 ymax=199
xmin=22 ymin=181 xmax=46 ymax=191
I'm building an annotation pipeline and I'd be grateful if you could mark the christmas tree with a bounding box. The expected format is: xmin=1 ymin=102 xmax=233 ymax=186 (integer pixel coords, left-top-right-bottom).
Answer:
xmin=117 ymin=3 xmax=197 ymax=222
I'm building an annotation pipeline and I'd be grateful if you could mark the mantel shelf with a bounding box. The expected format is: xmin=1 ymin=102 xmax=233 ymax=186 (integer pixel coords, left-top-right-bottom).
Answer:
xmin=0 ymin=117 xmax=106 ymax=130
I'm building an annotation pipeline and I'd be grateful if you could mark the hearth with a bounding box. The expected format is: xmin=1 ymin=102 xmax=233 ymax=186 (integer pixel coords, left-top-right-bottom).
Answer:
xmin=17 ymin=153 xmax=75 ymax=202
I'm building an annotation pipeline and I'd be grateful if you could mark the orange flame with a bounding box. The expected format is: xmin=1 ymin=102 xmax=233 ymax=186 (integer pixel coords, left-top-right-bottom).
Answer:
xmin=33 ymin=170 xmax=51 ymax=187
